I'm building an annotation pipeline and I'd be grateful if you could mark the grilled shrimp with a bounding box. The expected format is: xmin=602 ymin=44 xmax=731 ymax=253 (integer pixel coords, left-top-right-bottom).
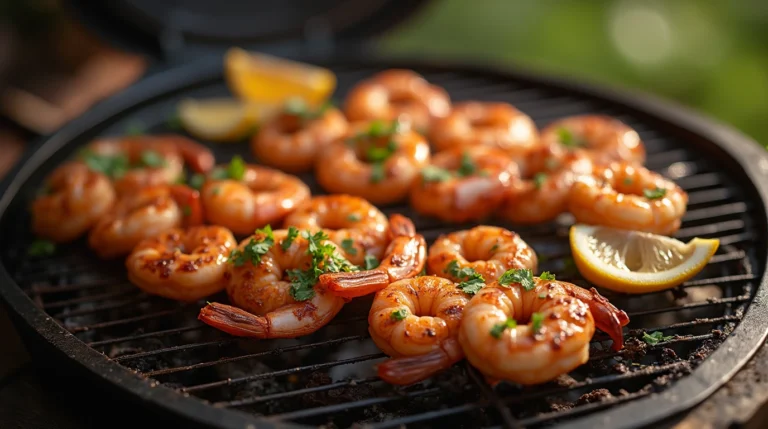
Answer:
xmin=429 ymin=102 xmax=539 ymax=160
xmin=315 ymin=119 xmax=431 ymax=205
xmin=88 ymin=185 xmax=203 ymax=259
xmin=500 ymin=144 xmax=594 ymax=224
xmin=569 ymin=161 xmax=688 ymax=235
xmin=319 ymin=214 xmax=427 ymax=299
xmin=410 ymin=146 xmax=519 ymax=223
xmin=369 ymin=276 xmax=470 ymax=385
xmin=126 ymin=226 xmax=236 ymax=301
xmin=283 ymin=194 xmax=389 ymax=266
xmin=344 ymin=69 xmax=451 ymax=132
xmin=540 ymin=115 xmax=645 ymax=165
xmin=459 ymin=276 xmax=629 ymax=385
xmin=198 ymin=228 xmax=351 ymax=338
xmin=251 ymin=101 xmax=348 ymax=173
xmin=31 ymin=162 xmax=117 ymax=243
xmin=85 ymin=134 xmax=214 ymax=195
xmin=428 ymin=226 xmax=538 ymax=283
xmin=201 ymin=163 xmax=311 ymax=235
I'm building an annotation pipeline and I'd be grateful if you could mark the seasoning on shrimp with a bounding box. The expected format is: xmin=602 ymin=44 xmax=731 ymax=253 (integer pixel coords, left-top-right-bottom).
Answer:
xmin=428 ymin=226 xmax=538 ymax=284
xmin=344 ymin=69 xmax=451 ymax=133
xmin=539 ymin=115 xmax=646 ymax=165
xmin=459 ymin=273 xmax=629 ymax=385
xmin=569 ymin=161 xmax=688 ymax=235
xmin=252 ymin=98 xmax=348 ymax=173
xmin=201 ymin=155 xmax=311 ymax=235
xmin=31 ymin=162 xmax=117 ymax=243
xmin=429 ymin=101 xmax=539 ymax=160
xmin=126 ymin=225 xmax=237 ymax=302
xmin=368 ymin=276 xmax=470 ymax=385
xmin=88 ymin=184 xmax=203 ymax=259
xmin=315 ymin=119 xmax=430 ymax=205
xmin=410 ymin=146 xmax=519 ymax=223
xmin=198 ymin=228 xmax=356 ymax=339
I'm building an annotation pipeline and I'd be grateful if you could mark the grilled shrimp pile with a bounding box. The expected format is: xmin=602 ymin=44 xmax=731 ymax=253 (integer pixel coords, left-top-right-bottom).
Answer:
xmin=29 ymin=68 xmax=694 ymax=387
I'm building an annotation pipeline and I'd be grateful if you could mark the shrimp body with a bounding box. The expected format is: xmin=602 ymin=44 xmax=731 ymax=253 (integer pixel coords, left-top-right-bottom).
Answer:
xmin=315 ymin=120 xmax=431 ymax=205
xmin=540 ymin=115 xmax=645 ymax=165
xmin=344 ymin=69 xmax=451 ymax=132
xmin=430 ymin=102 xmax=539 ymax=160
xmin=369 ymin=276 xmax=469 ymax=385
xmin=459 ymin=278 xmax=629 ymax=385
xmin=569 ymin=161 xmax=688 ymax=235
xmin=86 ymin=134 xmax=214 ymax=195
xmin=410 ymin=146 xmax=519 ymax=223
xmin=198 ymin=229 xmax=348 ymax=338
xmin=88 ymin=185 xmax=203 ymax=259
xmin=201 ymin=164 xmax=310 ymax=235
xmin=283 ymin=195 xmax=388 ymax=265
xmin=126 ymin=226 xmax=236 ymax=301
xmin=252 ymin=107 xmax=348 ymax=173
xmin=501 ymin=144 xmax=594 ymax=224
xmin=320 ymin=214 xmax=427 ymax=299
xmin=31 ymin=162 xmax=117 ymax=243
xmin=428 ymin=226 xmax=538 ymax=283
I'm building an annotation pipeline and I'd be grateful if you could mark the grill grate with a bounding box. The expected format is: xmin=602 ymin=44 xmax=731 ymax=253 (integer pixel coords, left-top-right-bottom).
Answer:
xmin=1 ymin=63 xmax=764 ymax=429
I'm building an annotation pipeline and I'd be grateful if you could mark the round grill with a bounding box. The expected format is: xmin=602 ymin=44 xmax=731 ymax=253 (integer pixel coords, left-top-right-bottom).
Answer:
xmin=1 ymin=56 xmax=767 ymax=429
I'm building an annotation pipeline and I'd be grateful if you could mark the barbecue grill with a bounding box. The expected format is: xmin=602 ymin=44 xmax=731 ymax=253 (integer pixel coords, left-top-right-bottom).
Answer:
xmin=2 ymin=2 xmax=768 ymax=429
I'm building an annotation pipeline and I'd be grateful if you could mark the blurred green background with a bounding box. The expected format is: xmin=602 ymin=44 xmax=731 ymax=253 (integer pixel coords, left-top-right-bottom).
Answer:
xmin=379 ymin=0 xmax=768 ymax=148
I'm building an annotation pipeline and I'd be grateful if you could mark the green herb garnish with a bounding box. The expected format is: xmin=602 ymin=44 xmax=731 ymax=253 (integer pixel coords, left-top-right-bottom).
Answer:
xmin=283 ymin=97 xmax=332 ymax=121
xmin=623 ymin=177 xmax=633 ymax=186
xmin=228 ymin=225 xmax=275 ymax=266
xmin=28 ymin=239 xmax=55 ymax=257
xmin=370 ymin=163 xmax=386 ymax=183
xmin=457 ymin=152 xmax=476 ymax=177
xmin=556 ymin=127 xmax=582 ymax=148
xmin=642 ymin=331 xmax=674 ymax=345
xmin=490 ymin=318 xmax=517 ymax=339
xmin=531 ymin=312 xmax=544 ymax=333
xmin=189 ymin=173 xmax=205 ymax=190
xmin=139 ymin=150 xmax=167 ymax=168
xmin=227 ymin=155 xmax=246 ymax=180
xmin=341 ymin=238 xmax=358 ymax=256
xmin=444 ymin=260 xmax=485 ymax=295
xmin=364 ymin=254 xmax=380 ymax=270
xmin=533 ymin=173 xmax=548 ymax=189
xmin=347 ymin=213 xmax=361 ymax=222
xmin=539 ymin=271 xmax=556 ymax=281
xmin=391 ymin=308 xmax=409 ymax=321
xmin=282 ymin=226 xmax=299 ymax=251
xmin=421 ymin=165 xmax=453 ymax=183
xmin=288 ymin=230 xmax=358 ymax=301
xmin=182 ymin=205 xmax=192 ymax=217
xmin=80 ymin=149 xmax=129 ymax=179
xmin=538 ymin=293 xmax=547 ymax=299
xmin=498 ymin=268 xmax=535 ymax=291
xmin=643 ymin=187 xmax=667 ymax=200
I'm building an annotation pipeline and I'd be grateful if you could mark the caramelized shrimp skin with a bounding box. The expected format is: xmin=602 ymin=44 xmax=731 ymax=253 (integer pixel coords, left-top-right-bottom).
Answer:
xmin=125 ymin=226 xmax=236 ymax=302
xmin=252 ymin=107 xmax=348 ymax=173
xmin=369 ymin=276 xmax=470 ymax=385
xmin=428 ymin=226 xmax=538 ymax=283
xmin=201 ymin=164 xmax=311 ymax=235
xmin=88 ymin=184 xmax=203 ymax=259
xmin=459 ymin=278 xmax=628 ymax=385
xmin=31 ymin=161 xmax=117 ymax=243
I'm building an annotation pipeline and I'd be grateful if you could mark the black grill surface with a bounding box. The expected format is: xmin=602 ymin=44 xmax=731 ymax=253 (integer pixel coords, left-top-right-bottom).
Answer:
xmin=1 ymin=58 xmax=767 ymax=429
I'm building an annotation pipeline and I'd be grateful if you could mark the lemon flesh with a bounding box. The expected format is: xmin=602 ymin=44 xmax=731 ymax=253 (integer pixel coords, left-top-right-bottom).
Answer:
xmin=177 ymin=98 xmax=270 ymax=143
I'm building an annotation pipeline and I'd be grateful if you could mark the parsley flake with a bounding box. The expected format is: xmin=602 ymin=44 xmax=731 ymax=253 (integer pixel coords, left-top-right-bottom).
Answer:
xmin=288 ymin=230 xmax=358 ymax=301
xmin=347 ymin=213 xmax=361 ymax=222
xmin=457 ymin=152 xmax=476 ymax=177
xmin=283 ymin=97 xmax=332 ymax=121
xmin=391 ymin=308 xmax=408 ymax=321
xmin=444 ymin=260 xmax=485 ymax=295
xmin=538 ymin=293 xmax=547 ymax=299
xmin=189 ymin=173 xmax=205 ymax=190
xmin=643 ymin=187 xmax=667 ymax=200
xmin=490 ymin=242 xmax=500 ymax=253
xmin=498 ymin=268 xmax=535 ymax=291
xmin=364 ymin=254 xmax=380 ymax=270
xmin=539 ymin=271 xmax=556 ymax=281
xmin=228 ymin=225 xmax=275 ymax=266
xmin=623 ymin=177 xmax=633 ymax=186
xmin=642 ymin=331 xmax=674 ymax=345
xmin=227 ymin=155 xmax=246 ymax=180
xmin=28 ymin=239 xmax=55 ymax=257
xmin=533 ymin=173 xmax=548 ymax=189
xmin=490 ymin=318 xmax=517 ymax=339
xmin=370 ymin=163 xmax=386 ymax=183
xmin=80 ymin=150 xmax=129 ymax=179
xmin=341 ymin=238 xmax=358 ymax=256
xmin=139 ymin=150 xmax=167 ymax=168
xmin=282 ymin=226 xmax=299 ymax=251
xmin=182 ymin=205 xmax=192 ymax=217
xmin=531 ymin=312 xmax=544 ymax=333
xmin=556 ymin=127 xmax=582 ymax=148
xmin=421 ymin=165 xmax=453 ymax=183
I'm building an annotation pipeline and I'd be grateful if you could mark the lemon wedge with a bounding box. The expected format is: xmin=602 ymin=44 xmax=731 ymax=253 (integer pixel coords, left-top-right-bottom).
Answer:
xmin=177 ymin=98 xmax=273 ymax=143
xmin=569 ymin=224 xmax=719 ymax=293
xmin=224 ymin=47 xmax=336 ymax=107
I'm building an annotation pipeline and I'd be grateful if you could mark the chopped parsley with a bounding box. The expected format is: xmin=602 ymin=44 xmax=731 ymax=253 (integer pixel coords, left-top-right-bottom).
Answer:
xmin=370 ymin=163 xmax=386 ymax=183
xmin=189 ymin=173 xmax=205 ymax=190
xmin=341 ymin=238 xmax=358 ymax=256
xmin=457 ymin=152 xmax=476 ymax=177
xmin=490 ymin=242 xmax=500 ymax=253
xmin=538 ymin=293 xmax=547 ymax=299
xmin=421 ymin=165 xmax=453 ymax=183
xmin=282 ymin=226 xmax=299 ymax=251
xmin=490 ymin=318 xmax=517 ymax=339
xmin=283 ymin=97 xmax=333 ymax=121
xmin=139 ymin=150 xmax=167 ymax=168
xmin=212 ymin=187 xmax=221 ymax=196
xmin=364 ymin=254 xmax=380 ymax=270
xmin=182 ymin=205 xmax=192 ymax=217
xmin=288 ymin=230 xmax=358 ymax=301
xmin=531 ymin=312 xmax=544 ymax=333
xmin=228 ymin=225 xmax=275 ymax=266
xmin=444 ymin=260 xmax=485 ymax=295
xmin=642 ymin=331 xmax=674 ymax=345
xmin=498 ymin=268 xmax=535 ymax=291
xmin=211 ymin=155 xmax=247 ymax=181
xmin=623 ymin=177 xmax=633 ymax=186
xmin=347 ymin=213 xmax=361 ymax=222
xmin=348 ymin=119 xmax=401 ymax=145
xmin=539 ymin=271 xmax=556 ymax=281
xmin=556 ymin=127 xmax=583 ymax=148
xmin=391 ymin=308 xmax=409 ymax=321
xmin=643 ymin=187 xmax=667 ymax=200
xmin=80 ymin=149 xmax=129 ymax=179
xmin=533 ymin=173 xmax=547 ymax=189
xmin=366 ymin=140 xmax=397 ymax=163
xmin=27 ymin=239 xmax=55 ymax=257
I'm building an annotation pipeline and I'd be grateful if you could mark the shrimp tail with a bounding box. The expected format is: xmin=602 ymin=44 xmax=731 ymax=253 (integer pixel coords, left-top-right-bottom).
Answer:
xmin=168 ymin=184 xmax=204 ymax=227
xmin=169 ymin=135 xmax=215 ymax=173
xmin=388 ymin=213 xmax=416 ymax=238
xmin=377 ymin=339 xmax=463 ymax=385
xmin=198 ymin=302 xmax=269 ymax=338
xmin=320 ymin=269 xmax=391 ymax=299
xmin=566 ymin=285 xmax=629 ymax=351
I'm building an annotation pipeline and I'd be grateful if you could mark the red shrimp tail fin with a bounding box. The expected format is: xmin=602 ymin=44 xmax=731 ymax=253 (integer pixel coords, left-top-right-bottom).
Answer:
xmin=382 ymin=235 xmax=427 ymax=281
xmin=198 ymin=302 xmax=269 ymax=338
xmin=168 ymin=184 xmax=204 ymax=227
xmin=571 ymin=286 xmax=629 ymax=351
xmin=320 ymin=269 xmax=390 ymax=299
xmin=169 ymin=135 xmax=216 ymax=173
xmin=377 ymin=340 xmax=463 ymax=385
xmin=388 ymin=214 xmax=416 ymax=238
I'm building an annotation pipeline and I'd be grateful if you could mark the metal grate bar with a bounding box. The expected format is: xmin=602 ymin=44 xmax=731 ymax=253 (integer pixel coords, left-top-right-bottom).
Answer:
xmin=517 ymin=390 xmax=651 ymax=427
xmin=87 ymin=325 xmax=205 ymax=347
xmin=362 ymin=403 xmax=483 ymax=429
xmin=626 ymin=296 xmax=750 ymax=318
xmin=215 ymin=377 xmax=381 ymax=408
xmin=685 ymin=188 xmax=736 ymax=206
xmin=41 ymin=289 xmax=142 ymax=309
xmin=27 ymin=281 xmax=131 ymax=295
xmin=672 ymin=172 xmax=721 ymax=189
xmin=683 ymin=203 xmax=748 ymax=222
xmin=114 ymin=338 xmax=238 ymax=362
xmin=52 ymin=295 xmax=151 ymax=319
xmin=675 ymin=220 xmax=745 ymax=239
xmin=68 ymin=307 xmax=192 ymax=333
xmin=467 ymin=362 xmax=520 ymax=429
